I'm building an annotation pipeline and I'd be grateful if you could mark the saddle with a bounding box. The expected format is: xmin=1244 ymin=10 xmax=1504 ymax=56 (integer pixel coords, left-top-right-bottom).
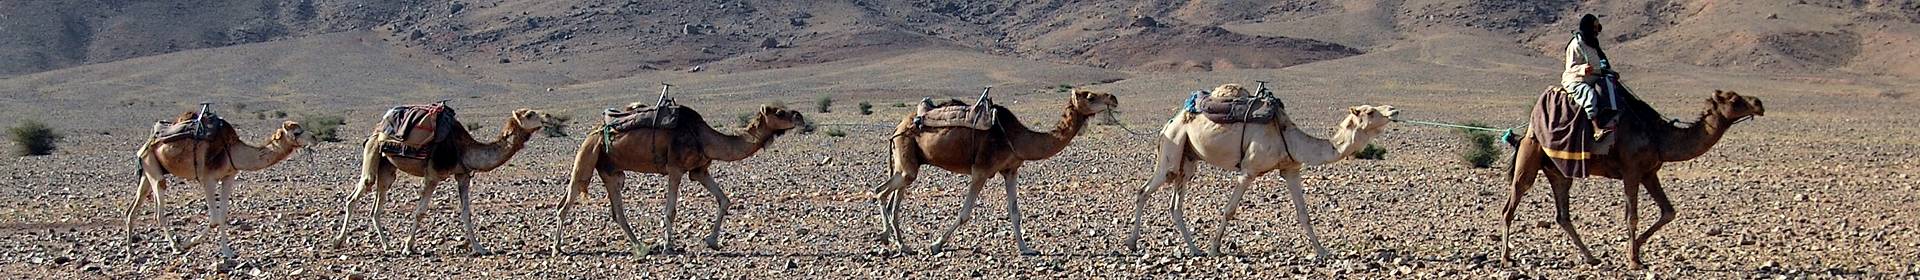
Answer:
xmin=1186 ymin=91 xmax=1285 ymax=124
xmin=376 ymin=101 xmax=459 ymax=158
xmin=151 ymin=112 xmax=231 ymax=143
xmin=603 ymin=102 xmax=685 ymax=133
xmin=914 ymin=97 xmax=996 ymax=130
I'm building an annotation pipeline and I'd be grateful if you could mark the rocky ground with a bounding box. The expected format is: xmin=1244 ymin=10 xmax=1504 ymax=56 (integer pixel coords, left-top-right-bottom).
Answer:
xmin=2 ymin=92 xmax=1916 ymax=279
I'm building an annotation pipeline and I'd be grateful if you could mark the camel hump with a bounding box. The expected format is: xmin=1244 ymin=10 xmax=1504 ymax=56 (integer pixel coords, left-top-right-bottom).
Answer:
xmin=152 ymin=111 xmax=233 ymax=143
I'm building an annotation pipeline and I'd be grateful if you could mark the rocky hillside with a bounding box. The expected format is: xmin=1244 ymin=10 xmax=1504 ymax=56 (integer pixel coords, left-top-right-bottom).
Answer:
xmin=3 ymin=0 xmax=1917 ymax=78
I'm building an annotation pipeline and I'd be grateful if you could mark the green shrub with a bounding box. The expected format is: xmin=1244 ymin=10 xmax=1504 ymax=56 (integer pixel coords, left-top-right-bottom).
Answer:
xmin=890 ymin=102 xmax=908 ymax=108
xmin=466 ymin=122 xmax=485 ymax=131
xmin=1459 ymin=122 xmax=1500 ymax=168
xmin=271 ymin=111 xmax=287 ymax=118
xmin=1355 ymin=144 xmax=1387 ymax=160
xmin=301 ymin=114 xmax=347 ymax=142
xmin=824 ymin=128 xmax=847 ymax=137
xmin=858 ymin=101 xmax=874 ymax=115
xmin=735 ymin=112 xmax=755 ymax=128
xmin=9 ymin=120 xmax=60 ymax=156
xmin=544 ymin=114 xmax=571 ymax=137
xmin=815 ymin=95 xmax=833 ymax=113
xmin=1096 ymin=110 xmax=1120 ymax=126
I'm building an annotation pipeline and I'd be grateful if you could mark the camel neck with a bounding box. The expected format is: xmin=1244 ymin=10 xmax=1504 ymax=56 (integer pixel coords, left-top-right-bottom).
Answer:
xmin=463 ymin=118 xmax=532 ymax=171
xmin=703 ymin=112 xmax=778 ymax=162
xmin=231 ymin=130 xmax=298 ymax=171
xmin=1658 ymin=107 xmax=1733 ymax=162
xmin=1007 ymin=106 xmax=1092 ymax=160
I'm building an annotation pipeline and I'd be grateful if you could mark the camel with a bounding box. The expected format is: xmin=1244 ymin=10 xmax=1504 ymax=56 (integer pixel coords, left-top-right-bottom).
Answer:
xmin=1503 ymin=90 xmax=1764 ymax=269
xmin=550 ymin=104 xmax=806 ymax=256
xmin=873 ymin=90 xmax=1119 ymax=255
xmin=125 ymin=117 xmax=307 ymax=260
xmin=329 ymin=108 xmax=553 ymax=256
xmin=1124 ymin=84 xmax=1398 ymax=258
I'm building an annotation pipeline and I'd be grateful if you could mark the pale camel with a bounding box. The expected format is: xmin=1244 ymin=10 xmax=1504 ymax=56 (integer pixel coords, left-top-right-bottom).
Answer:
xmin=329 ymin=108 xmax=553 ymax=256
xmin=1126 ymin=84 xmax=1399 ymax=258
xmin=1503 ymin=90 xmax=1764 ymax=269
xmin=550 ymin=105 xmax=805 ymax=256
xmin=873 ymin=90 xmax=1119 ymax=255
xmin=126 ymin=117 xmax=306 ymax=260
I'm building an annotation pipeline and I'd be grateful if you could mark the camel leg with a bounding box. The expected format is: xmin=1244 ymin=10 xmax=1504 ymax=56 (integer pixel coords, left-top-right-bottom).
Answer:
xmin=1548 ymin=176 xmax=1600 ymax=265
xmin=150 ymin=178 xmax=187 ymax=252
xmin=657 ymin=172 xmax=686 ymax=253
xmin=882 ymin=175 xmax=916 ymax=254
xmin=1123 ymin=171 xmax=1170 ymax=253
xmin=124 ymin=173 xmax=154 ymax=256
xmin=453 ymin=173 xmax=486 ymax=256
xmin=370 ymin=175 xmax=394 ymax=251
xmin=999 ymin=169 xmax=1038 ymax=256
xmin=1632 ymin=175 xmax=1677 ymax=270
xmin=1127 ymin=139 xmax=1184 ymax=253
xmin=602 ymin=171 xmax=651 ymax=256
xmin=208 ymin=177 xmax=237 ymax=260
xmin=331 ymin=172 xmax=373 ymax=249
xmin=1280 ymin=170 xmax=1332 ymax=259
xmin=1621 ymin=173 xmax=1644 ymax=269
xmin=1502 ymin=138 xmax=1544 ymax=266
xmin=1209 ymin=173 xmax=1256 ymax=256
xmin=549 ymin=169 xmax=591 ymax=256
xmin=402 ymin=176 xmax=440 ymax=255
xmin=928 ymin=170 xmax=991 ymax=254
xmin=1168 ymin=174 xmax=1202 ymax=256
xmin=691 ymin=168 xmax=729 ymax=250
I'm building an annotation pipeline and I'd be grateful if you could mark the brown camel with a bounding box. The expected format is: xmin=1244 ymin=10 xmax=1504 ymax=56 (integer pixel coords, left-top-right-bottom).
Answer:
xmin=873 ymin=90 xmax=1119 ymax=255
xmin=329 ymin=108 xmax=553 ymax=256
xmin=126 ymin=116 xmax=306 ymax=260
xmin=1126 ymin=84 xmax=1400 ymax=258
xmin=1503 ymin=90 xmax=1764 ymax=269
xmin=550 ymin=105 xmax=806 ymax=256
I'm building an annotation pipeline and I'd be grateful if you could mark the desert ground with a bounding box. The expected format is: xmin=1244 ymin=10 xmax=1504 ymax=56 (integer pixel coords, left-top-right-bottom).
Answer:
xmin=4 ymin=1 xmax=1920 ymax=279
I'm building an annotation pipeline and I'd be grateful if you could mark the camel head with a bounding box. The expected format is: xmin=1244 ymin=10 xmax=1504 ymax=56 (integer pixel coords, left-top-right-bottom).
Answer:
xmin=507 ymin=108 xmax=555 ymax=133
xmin=273 ymin=120 xmax=307 ymax=149
xmin=1341 ymin=105 xmax=1399 ymax=131
xmin=1708 ymin=90 xmax=1764 ymax=120
xmin=754 ymin=105 xmax=807 ymax=135
xmin=1068 ymin=90 xmax=1119 ymax=116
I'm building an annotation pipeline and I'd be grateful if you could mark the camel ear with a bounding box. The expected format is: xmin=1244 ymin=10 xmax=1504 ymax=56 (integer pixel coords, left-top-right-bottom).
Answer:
xmin=1073 ymin=90 xmax=1088 ymax=99
xmin=1349 ymin=106 xmax=1364 ymax=116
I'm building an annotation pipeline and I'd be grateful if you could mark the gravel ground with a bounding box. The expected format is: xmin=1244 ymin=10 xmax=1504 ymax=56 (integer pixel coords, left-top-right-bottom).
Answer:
xmin=3 ymin=95 xmax=1917 ymax=279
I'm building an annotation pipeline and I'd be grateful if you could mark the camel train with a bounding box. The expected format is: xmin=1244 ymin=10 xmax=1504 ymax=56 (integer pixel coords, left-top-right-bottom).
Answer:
xmin=118 ymin=82 xmax=1763 ymax=271
xmin=123 ymin=15 xmax=1765 ymax=267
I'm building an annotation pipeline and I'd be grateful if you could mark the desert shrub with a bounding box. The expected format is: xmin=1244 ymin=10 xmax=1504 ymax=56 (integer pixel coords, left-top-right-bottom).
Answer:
xmin=1354 ymin=144 xmax=1387 ymax=160
xmin=1096 ymin=110 xmax=1120 ymax=126
xmin=271 ymin=111 xmax=288 ymax=118
xmin=301 ymin=114 xmax=347 ymax=142
xmin=858 ymin=101 xmax=874 ymax=115
xmin=1055 ymin=84 xmax=1074 ymax=94
xmin=891 ymin=102 xmax=908 ymax=108
xmin=466 ymin=122 xmax=485 ymax=131
xmin=735 ymin=112 xmax=755 ymax=128
xmin=544 ymin=114 xmax=572 ymax=137
xmin=1459 ymin=122 xmax=1500 ymax=168
xmin=9 ymin=120 xmax=61 ymax=156
xmin=824 ymin=128 xmax=847 ymax=137
xmin=815 ymin=95 xmax=833 ymax=113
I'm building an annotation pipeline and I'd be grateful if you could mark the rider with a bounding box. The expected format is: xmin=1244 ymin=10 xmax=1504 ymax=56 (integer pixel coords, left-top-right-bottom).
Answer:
xmin=1563 ymin=14 xmax=1619 ymax=134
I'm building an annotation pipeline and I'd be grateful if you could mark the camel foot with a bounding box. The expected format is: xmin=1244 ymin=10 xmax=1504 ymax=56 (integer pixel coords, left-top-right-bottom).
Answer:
xmin=630 ymin=243 xmax=653 ymax=257
xmin=1183 ymin=248 xmax=1205 ymax=258
xmin=1124 ymin=239 xmax=1141 ymax=252
xmin=704 ymin=235 xmax=722 ymax=250
xmin=1582 ymin=257 xmax=1601 ymax=266
xmin=1019 ymin=248 xmax=1039 ymax=256
xmin=927 ymin=242 xmax=948 ymax=254
xmin=217 ymin=245 xmax=236 ymax=259
xmin=172 ymin=234 xmax=201 ymax=253
xmin=467 ymin=244 xmax=490 ymax=257
xmin=1207 ymin=248 xmax=1224 ymax=257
